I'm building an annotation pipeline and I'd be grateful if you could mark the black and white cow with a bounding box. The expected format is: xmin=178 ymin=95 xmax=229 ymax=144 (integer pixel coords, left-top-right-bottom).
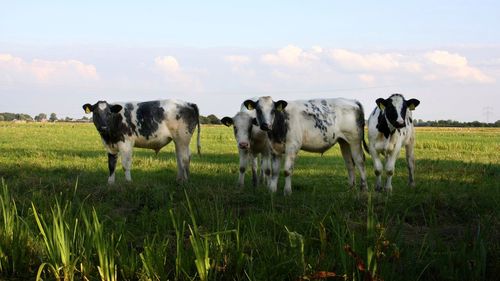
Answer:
xmin=82 ymin=99 xmax=200 ymax=184
xmin=367 ymin=93 xmax=420 ymax=191
xmin=244 ymin=96 xmax=367 ymax=195
xmin=221 ymin=101 xmax=271 ymax=188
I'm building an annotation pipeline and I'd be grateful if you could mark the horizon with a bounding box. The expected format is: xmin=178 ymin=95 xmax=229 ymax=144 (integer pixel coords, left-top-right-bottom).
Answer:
xmin=1 ymin=1 xmax=499 ymax=122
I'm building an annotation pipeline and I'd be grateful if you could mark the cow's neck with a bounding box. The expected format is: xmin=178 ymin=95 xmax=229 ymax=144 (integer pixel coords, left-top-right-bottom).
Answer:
xmin=268 ymin=111 xmax=288 ymax=143
xmin=376 ymin=111 xmax=395 ymax=138
xmin=101 ymin=114 xmax=126 ymax=144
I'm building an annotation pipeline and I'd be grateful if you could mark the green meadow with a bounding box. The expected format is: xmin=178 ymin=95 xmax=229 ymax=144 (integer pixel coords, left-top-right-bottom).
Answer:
xmin=0 ymin=122 xmax=499 ymax=280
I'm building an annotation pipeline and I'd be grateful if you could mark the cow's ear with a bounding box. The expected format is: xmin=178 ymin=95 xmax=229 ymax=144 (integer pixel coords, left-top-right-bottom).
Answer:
xmin=376 ymin=98 xmax=386 ymax=110
xmin=83 ymin=103 xmax=93 ymax=114
xmin=110 ymin=104 xmax=123 ymax=113
xmin=275 ymin=100 xmax=288 ymax=112
xmin=252 ymin=118 xmax=258 ymax=126
xmin=243 ymin=100 xmax=256 ymax=110
xmin=221 ymin=117 xmax=233 ymax=127
xmin=407 ymin=99 xmax=420 ymax=111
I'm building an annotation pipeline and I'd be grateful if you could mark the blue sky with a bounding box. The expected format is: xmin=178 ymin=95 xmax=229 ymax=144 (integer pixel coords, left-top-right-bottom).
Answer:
xmin=1 ymin=0 xmax=500 ymax=121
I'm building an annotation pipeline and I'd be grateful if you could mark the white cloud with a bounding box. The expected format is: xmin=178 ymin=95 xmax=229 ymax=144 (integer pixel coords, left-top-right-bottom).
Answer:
xmin=154 ymin=55 xmax=203 ymax=92
xmin=0 ymin=53 xmax=98 ymax=83
xmin=359 ymin=74 xmax=375 ymax=83
xmin=224 ymin=55 xmax=251 ymax=64
xmin=329 ymin=49 xmax=403 ymax=72
xmin=261 ymin=45 xmax=318 ymax=67
xmin=424 ymin=50 xmax=494 ymax=83
xmin=154 ymin=56 xmax=180 ymax=73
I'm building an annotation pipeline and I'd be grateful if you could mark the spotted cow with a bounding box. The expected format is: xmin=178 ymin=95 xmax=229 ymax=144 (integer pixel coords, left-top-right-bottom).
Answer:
xmin=244 ymin=96 xmax=367 ymax=195
xmin=366 ymin=93 xmax=420 ymax=191
xmin=82 ymin=99 xmax=200 ymax=184
xmin=221 ymin=101 xmax=272 ymax=188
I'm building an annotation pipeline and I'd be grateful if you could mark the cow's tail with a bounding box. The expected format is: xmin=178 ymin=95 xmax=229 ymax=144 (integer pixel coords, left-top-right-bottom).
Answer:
xmin=356 ymin=101 xmax=370 ymax=156
xmin=192 ymin=103 xmax=201 ymax=155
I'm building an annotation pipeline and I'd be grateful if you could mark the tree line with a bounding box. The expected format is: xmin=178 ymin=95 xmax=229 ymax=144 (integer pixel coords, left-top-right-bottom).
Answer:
xmin=1 ymin=112 xmax=499 ymax=127
xmin=0 ymin=112 xmax=222 ymax=125
xmin=414 ymin=119 xmax=500 ymax=128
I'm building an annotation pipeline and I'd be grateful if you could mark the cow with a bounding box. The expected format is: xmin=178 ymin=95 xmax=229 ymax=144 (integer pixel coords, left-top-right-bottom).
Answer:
xmin=243 ymin=96 xmax=367 ymax=195
xmin=221 ymin=101 xmax=272 ymax=188
xmin=82 ymin=99 xmax=201 ymax=184
xmin=366 ymin=93 xmax=420 ymax=192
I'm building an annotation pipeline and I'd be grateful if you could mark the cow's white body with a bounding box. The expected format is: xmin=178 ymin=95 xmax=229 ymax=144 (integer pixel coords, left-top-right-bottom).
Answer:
xmin=367 ymin=94 xmax=420 ymax=191
xmin=222 ymin=101 xmax=271 ymax=187
xmin=245 ymin=97 xmax=367 ymax=195
xmin=84 ymin=99 xmax=200 ymax=184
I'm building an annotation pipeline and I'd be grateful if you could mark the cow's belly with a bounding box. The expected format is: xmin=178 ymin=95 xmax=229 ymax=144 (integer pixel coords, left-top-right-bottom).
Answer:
xmin=133 ymin=131 xmax=172 ymax=150
xmin=301 ymin=131 xmax=335 ymax=153
xmin=301 ymin=142 xmax=334 ymax=153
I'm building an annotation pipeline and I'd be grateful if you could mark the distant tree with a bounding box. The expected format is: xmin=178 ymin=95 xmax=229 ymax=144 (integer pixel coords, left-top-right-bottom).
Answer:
xmin=16 ymin=114 xmax=32 ymax=121
xmin=49 ymin=113 xmax=58 ymax=122
xmin=81 ymin=116 xmax=89 ymax=121
xmin=206 ymin=114 xmax=221 ymax=124
xmin=0 ymin=115 xmax=4 ymax=121
xmin=64 ymin=117 xmax=72 ymax=122
xmin=35 ymin=113 xmax=47 ymax=122
xmin=495 ymin=120 xmax=500 ymax=127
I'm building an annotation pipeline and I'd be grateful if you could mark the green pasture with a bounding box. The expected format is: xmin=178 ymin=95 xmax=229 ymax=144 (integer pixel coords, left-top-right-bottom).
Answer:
xmin=0 ymin=122 xmax=499 ymax=280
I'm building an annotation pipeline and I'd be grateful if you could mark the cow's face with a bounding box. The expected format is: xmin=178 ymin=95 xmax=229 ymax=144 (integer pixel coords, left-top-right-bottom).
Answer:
xmin=376 ymin=94 xmax=420 ymax=128
xmin=221 ymin=112 xmax=257 ymax=150
xmin=243 ymin=96 xmax=287 ymax=131
xmin=83 ymin=101 xmax=122 ymax=134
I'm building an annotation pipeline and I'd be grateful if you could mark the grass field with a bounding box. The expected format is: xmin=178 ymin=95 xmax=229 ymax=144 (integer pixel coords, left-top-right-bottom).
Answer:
xmin=0 ymin=122 xmax=499 ymax=280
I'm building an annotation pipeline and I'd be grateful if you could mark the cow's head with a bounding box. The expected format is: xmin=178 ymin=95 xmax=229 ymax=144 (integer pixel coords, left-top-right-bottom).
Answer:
xmin=243 ymin=96 xmax=287 ymax=131
xmin=376 ymin=94 xmax=420 ymax=129
xmin=221 ymin=112 xmax=258 ymax=150
xmin=82 ymin=101 xmax=123 ymax=134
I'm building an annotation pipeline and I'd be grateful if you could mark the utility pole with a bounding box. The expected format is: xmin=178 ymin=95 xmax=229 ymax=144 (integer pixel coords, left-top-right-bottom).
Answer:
xmin=483 ymin=106 xmax=493 ymax=123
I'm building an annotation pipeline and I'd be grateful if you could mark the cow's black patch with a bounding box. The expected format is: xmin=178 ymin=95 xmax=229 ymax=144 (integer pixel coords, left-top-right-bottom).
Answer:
xmin=384 ymin=98 xmax=398 ymax=125
xmin=304 ymin=101 xmax=333 ymax=142
xmin=136 ymin=101 xmax=165 ymax=139
xmin=268 ymin=110 xmax=288 ymax=143
xmin=108 ymin=153 xmax=117 ymax=176
xmin=177 ymin=103 xmax=200 ymax=134
xmin=409 ymin=117 xmax=413 ymax=124
xmin=376 ymin=111 xmax=392 ymax=138
xmin=124 ymin=103 xmax=137 ymax=136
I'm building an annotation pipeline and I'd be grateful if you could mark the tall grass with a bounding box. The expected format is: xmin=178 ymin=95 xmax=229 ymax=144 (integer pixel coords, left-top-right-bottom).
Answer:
xmin=32 ymin=201 xmax=82 ymax=281
xmin=0 ymin=179 xmax=32 ymax=276
xmin=0 ymin=124 xmax=499 ymax=280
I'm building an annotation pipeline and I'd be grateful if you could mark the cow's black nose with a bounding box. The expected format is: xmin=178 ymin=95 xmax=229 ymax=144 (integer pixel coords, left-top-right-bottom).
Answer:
xmin=238 ymin=142 xmax=249 ymax=149
xmin=260 ymin=123 xmax=270 ymax=131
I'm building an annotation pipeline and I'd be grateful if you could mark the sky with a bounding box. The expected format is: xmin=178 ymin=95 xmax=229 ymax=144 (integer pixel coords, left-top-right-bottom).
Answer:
xmin=1 ymin=0 xmax=499 ymax=122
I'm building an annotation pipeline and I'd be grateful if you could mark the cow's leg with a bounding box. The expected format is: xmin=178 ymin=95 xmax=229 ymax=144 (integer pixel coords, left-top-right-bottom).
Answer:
xmin=262 ymin=154 xmax=271 ymax=187
xmin=238 ymin=149 xmax=249 ymax=187
xmin=406 ymin=143 xmax=416 ymax=188
xmin=283 ymin=149 xmax=298 ymax=195
xmin=107 ymin=153 xmax=118 ymax=184
xmin=175 ymin=141 xmax=191 ymax=182
xmin=269 ymin=154 xmax=281 ymax=192
xmin=369 ymin=148 xmax=383 ymax=191
xmin=119 ymin=144 xmax=133 ymax=182
xmin=384 ymin=151 xmax=399 ymax=192
xmin=349 ymin=142 xmax=368 ymax=191
xmin=251 ymin=154 xmax=259 ymax=187
xmin=339 ymin=139 xmax=355 ymax=188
